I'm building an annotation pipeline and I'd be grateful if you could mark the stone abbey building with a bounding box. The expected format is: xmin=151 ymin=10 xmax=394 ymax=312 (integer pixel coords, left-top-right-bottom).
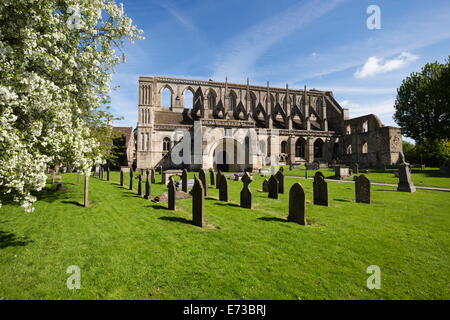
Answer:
xmin=136 ymin=76 xmax=403 ymax=171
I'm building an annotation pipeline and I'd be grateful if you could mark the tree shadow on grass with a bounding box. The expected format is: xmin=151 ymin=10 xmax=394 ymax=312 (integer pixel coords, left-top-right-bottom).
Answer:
xmin=158 ymin=216 xmax=192 ymax=225
xmin=0 ymin=231 xmax=32 ymax=249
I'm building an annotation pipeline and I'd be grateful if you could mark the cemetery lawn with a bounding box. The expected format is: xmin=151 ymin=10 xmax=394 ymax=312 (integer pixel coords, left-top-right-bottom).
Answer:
xmin=0 ymin=172 xmax=449 ymax=300
xmin=282 ymin=167 xmax=450 ymax=189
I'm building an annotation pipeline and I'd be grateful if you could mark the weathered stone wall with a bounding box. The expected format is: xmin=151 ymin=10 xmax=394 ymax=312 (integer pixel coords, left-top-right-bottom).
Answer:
xmin=136 ymin=76 xmax=402 ymax=170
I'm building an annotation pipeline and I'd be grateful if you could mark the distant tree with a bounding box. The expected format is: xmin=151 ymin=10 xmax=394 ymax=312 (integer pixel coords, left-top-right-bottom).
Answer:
xmin=394 ymin=57 xmax=450 ymax=143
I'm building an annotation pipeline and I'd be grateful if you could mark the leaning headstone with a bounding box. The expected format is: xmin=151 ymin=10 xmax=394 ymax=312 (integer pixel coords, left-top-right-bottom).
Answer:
xmin=397 ymin=164 xmax=416 ymax=193
xmin=209 ymin=168 xmax=215 ymax=186
xmin=262 ymin=179 xmax=269 ymax=192
xmin=218 ymin=174 xmax=228 ymax=202
xmin=168 ymin=177 xmax=176 ymax=210
xmin=313 ymin=172 xmax=328 ymax=206
xmin=240 ymin=172 xmax=253 ymax=209
xmin=137 ymin=175 xmax=143 ymax=196
xmin=129 ymin=168 xmax=134 ymax=190
xmin=198 ymin=169 xmax=208 ymax=196
xmin=275 ymin=170 xmax=285 ymax=194
xmin=268 ymin=175 xmax=279 ymax=199
xmin=192 ymin=177 xmax=205 ymax=227
xmin=144 ymin=176 xmax=151 ymax=200
xmin=182 ymin=169 xmax=188 ymax=192
xmin=355 ymin=174 xmax=371 ymax=204
xmin=288 ymin=183 xmax=306 ymax=225
xmin=216 ymin=170 xmax=222 ymax=189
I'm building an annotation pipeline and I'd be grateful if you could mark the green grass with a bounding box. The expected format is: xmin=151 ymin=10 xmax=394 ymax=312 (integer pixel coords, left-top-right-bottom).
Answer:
xmin=282 ymin=166 xmax=450 ymax=189
xmin=0 ymin=171 xmax=449 ymax=300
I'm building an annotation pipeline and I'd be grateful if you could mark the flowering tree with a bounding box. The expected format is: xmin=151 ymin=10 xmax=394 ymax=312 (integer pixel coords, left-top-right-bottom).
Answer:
xmin=0 ymin=0 xmax=143 ymax=211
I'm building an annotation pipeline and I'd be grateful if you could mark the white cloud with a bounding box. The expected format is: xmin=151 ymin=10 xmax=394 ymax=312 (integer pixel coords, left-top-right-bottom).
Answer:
xmin=354 ymin=52 xmax=418 ymax=79
xmin=160 ymin=2 xmax=197 ymax=32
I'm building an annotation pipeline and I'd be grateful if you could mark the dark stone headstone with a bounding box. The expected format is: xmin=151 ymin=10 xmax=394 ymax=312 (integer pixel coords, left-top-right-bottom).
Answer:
xmin=199 ymin=169 xmax=208 ymax=196
xmin=268 ymin=175 xmax=279 ymax=199
xmin=106 ymin=166 xmax=110 ymax=181
xmin=192 ymin=177 xmax=205 ymax=227
xmin=350 ymin=163 xmax=359 ymax=174
xmin=168 ymin=178 xmax=176 ymax=210
xmin=129 ymin=168 xmax=134 ymax=190
xmin=397 ymin=164 xmax=416 ymax=193
xmin=182 ymin=169 xmax=188 ymax=192
xmin=279 ymin=167 xmax=284 ymax=173
xmin=275 ymin=170 xmax=284 ymax=194
xmin=240 ymin=172 xmax=253 ymax=209
xmin=218 ymin=174 xmax=228 ymax=202
xmin=288 ymin=183 xmax=306 ymax=225
xmin=313 ymin=172 xmax=328 ymax=206
xmin=120 ymin=170 xmax=124 ymax=187
xmin=137 ymin=175 xmax=143 ymax=196
xmin=355 ymin=175 xmax=371 ymax=204
xmin=262 ymin=179 xmax=269 ymax=192
xmin=150 ymin=169 xmax=156 ymax=184
xmin=216 ymin=170 xmax=222 ymax=189
xmin=144 ymin=176 xmax=151 ymax=200
xmin=209 ymin=168 xmax=215 ymax=186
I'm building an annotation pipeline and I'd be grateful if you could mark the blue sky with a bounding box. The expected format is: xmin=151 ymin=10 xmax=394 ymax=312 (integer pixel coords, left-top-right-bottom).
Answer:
xmin=111 ymin=0 xmax=450 ymax=142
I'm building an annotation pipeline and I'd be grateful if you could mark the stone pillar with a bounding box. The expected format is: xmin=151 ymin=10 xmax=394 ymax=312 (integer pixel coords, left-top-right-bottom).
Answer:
xmin=306 ymin=137 xmax=314 ymax=163
xmin=289 ymin=136 xmax=296 ymax=164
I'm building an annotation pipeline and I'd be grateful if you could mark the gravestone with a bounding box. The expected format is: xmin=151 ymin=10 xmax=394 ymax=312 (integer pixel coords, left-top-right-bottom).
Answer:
xmin=137 ymin=175 xmax=143 ymax=196
xmin=198 ymin=169 xmax=208 ymax=196
xmin=397 ymin=164 xmax=416 ymax=193
xmin=262 ymin=179 xmax=269 ymax=192
xmin=209 ymin=168 xmax=215 ymax=186
xmin=279 ymin=167 xmax=284 ymax=173
xmin=106 ymin=166 xmax=110 ymax=181
xmin=313 ymin=172 xmax=328 ymax=206
xmin=129 ymin=168 xmax=134 ymax=190
xmin=350 ymin=163 xmax=359 ymax=174
xmin=275 ymin=170 xmax=284 ymax=194
xmin=218 ymin=174 xmax=228 ymax=202
xmin=240 ymin=172 xmax=253 ymax=209
xmin=216 ymin=171 xmax=222 ymax=189
xmin=288 ymin=183 xmax=307 ymax=225
xmin=168 ymin=178 xmax=176 ymax=210
xmin=355 ymin=175 xmax=371 ymax=204
xmin=150 ymin=169 xmax=156 ymax=184
xmin=120 ymin=170 xmax=124 ymax=187
xmin=144 ymin=176 xmax=151 ymax=200
xmin=270 ymin=166 xmax=276 ymax=175
xmin=182 ymin=169 xmax=188 ymax=192
xmin=334 ymin=166 xmax=351 ymax=180
xmin=268 ymin=175 xmax=279 ymax=199
xmin=192 ymin=177 xmax=205 ymax=227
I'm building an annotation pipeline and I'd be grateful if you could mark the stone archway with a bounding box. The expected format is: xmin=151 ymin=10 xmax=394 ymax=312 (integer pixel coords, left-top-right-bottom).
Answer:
xmin=211 ymin=137 xmax=248 ymax=172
